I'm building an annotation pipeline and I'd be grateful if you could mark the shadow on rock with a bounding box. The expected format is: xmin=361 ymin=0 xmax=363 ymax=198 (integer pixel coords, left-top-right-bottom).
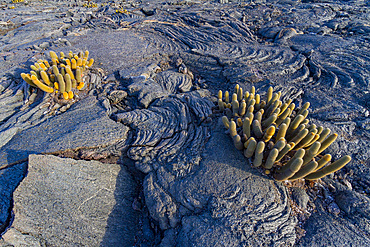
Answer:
xmin=100 ymin=163 xmax=140 ymax=247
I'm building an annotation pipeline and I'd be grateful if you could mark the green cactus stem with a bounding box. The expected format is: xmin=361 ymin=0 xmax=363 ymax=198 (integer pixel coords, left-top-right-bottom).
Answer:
xmin=252 ymin=120 xmax=263 ymax=139
xmin=276 ymin=123 xmax=288 ymax=141
xmin=287 ymin=124 xmax=306 ymax=141
xmin=266 ymin=93 xmax=278 ymax=109
xmin=294 ymin=132 xmax=316 ymax=150
xmin=233 ymin=134 xmax=244 ymax=150
xmin=277 ymin=149 xmax=305 ymax=174
xmin=266 ymin=86 xmax=273 ymax=104
xmin=225 ymin=91 xmax=230 ymax=104
xmin=316 ymin=126 xmax=324 ymax=135
xmin=263 ymin=125 xmax=275 ymax=142
xmin=278 ymin=99 xmax=292 ymax=115
xmin=222 ymin=116 xmax=230 ymax=129
xmin=313 ymin=154 xmax=332 ymax=172
xmin=274 ymin=158 xmax=303 ymax=181
xmin=65 ymin=65 xmax=75 ymax=80
xmin=262 ymin=113 xmax=277 ymax=129
xmin=57 ymin=74 xmax=66 ymax=93
xmin=244 ymin=137 xmax=257 ymax=158
xmin=236 ymin=118 xmax=242 ymax=127
xmin=239 ymin=100 xmax=247 ymax=116
xmin=75 ymin=67 xmax=82 ymax=84
xmin=250 ymin=86 xmax=255 ymax=96
xmin=40 ymin=71 xmax=52 ymax=87
xmin=218 ymin=99 xmax=224 ymax=111
xmin=232 ymin=93 xmax=237 ymax=102
xmin=30 ymin=75 xmax=54 ymax=93
xmin=265 ymin=100 xmax=280 ymax=117
xmin=317 ymin=133 xmax=338 ymax=155
xmin=242 ymin=117 xmax=251 ymax=138
xmin=305 ymin=133 xmax=320 ymax=148
xmin=254 ymin=110 xmax=262 ymax=123
xmin=232 ymin=100 xmax=239 ymax=116
xmin=276 ymin=142 xmax=294 ymax=162
xmin=255 ymin=94 xmax=260 ymax=104
xmin=234 ymin=84 xmax=239 ymax=94
xmin=289 ymin=160 xmax=318 ymax=181
xmin=275 ymin=108 xmax=291 ymax=126
xmin=229 ymin=120 xmax=237 ymax=137
xmin=302 ymin=142 xmax=321 ymax=166
xmin=290 ymin=128 xmax=309 ymax=146
xmin=21 ymin=73 xmax=36 ymax=87
xmin=304 ymin=155 xmax=351 ymax=180
xmin=253 ymin=141 xmax=265 ymax=167
xmin=288 ymin=114 xmax=305 ymax=133
xmin=297 ymin=102 xmax=310 ymax=116
xmin=264 ymin=148 xmax=279 ymax=169
xmin=272 ymin=138 xmax=286 ymax=151
xmin=307 ymin=124 xmax=316 ymax=132
xmin=218 ymin=90 xmax=222 ymax=101
xmin=237 ymin=87 xmax=243 ymax=101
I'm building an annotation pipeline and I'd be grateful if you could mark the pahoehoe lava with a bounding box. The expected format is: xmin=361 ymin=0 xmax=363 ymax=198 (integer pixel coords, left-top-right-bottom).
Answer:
xmin=0 ymin=0 xmax=369 ymax=246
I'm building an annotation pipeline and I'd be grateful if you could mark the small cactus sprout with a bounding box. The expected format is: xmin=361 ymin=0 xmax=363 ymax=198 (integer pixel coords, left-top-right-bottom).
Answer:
xmin=21 ymin=50 xmax=94 ymax=101
xmin=217 ymin=85 xmax=351 ymax=181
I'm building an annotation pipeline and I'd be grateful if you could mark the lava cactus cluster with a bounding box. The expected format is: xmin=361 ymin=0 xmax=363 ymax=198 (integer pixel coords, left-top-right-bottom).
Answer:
xmin=219 ymin=85 xmax=351 ymax=181
xmin=21 ymin=50 xmax=94 ymax=100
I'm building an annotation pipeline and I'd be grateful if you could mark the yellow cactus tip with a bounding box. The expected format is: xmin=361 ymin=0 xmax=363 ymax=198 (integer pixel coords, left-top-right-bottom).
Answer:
xmin=68 ymin=91 xmax=74 ymax=99
xmin=63 ymin=92 xmax=69 ymax=100
xmin=87 ymin=58 xmax=94 ymax=67
xmin=77 ymin=82 xmax=85 ymax=90
xmin=265 ymin=170 xmax=271 ymax=175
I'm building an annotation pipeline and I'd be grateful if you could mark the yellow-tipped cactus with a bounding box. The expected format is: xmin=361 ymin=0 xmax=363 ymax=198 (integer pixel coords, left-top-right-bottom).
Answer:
xmin=304 ymin=155 xmax=351 ymax=180
xmin=274 ymin=158 xmax=303 ymax=181
xmin=289 ymin=160 xmax=318 ymax=181
xmin=21 ymin=73 xmax=36 ymax=87
xmin=242 ymin=117 xmax=251 ymax=138
xmin=222 ymin=116 xmax=230 ymax=129
xmin=276 ymin=123 xmax=288 ymax=141
xmin=224 ymin=91 xmax=230 ymax=104
xmin=233 ymin=135 xmax=244 ymax=150
xmin=217 ymin=85 xmax=351 ymax=182
xmin=21 ymin=50 xmax=94 ymax=102
xmin=244 ymin=137 xmax=257 ymax=158
xmin=87 ymin=58 xmax=94 ymax=67
xmin=30 ymin=75 xmax=54 ymax=93
xmin=264 ymin=148 xmax=279 ymax=169
xmin=253 ymin=141 xmax=265 ymax=167
xmin=40 ymin=71 xmax=52 ymax=87
xmin=252 ymin=120 xmax=263 ymax=139
xmin=229 ymin=120 xmax=237 ymax=137
xmin=263 ymin=125 xmax=275 ymax=142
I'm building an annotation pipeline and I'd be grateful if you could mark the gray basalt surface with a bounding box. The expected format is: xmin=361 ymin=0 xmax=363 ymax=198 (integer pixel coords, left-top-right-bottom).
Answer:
xmin=1 ymin=154 xmax=138 ymax=247
xmin=0 ymin=95 xmax=129 ymax=233
xmin=0 ymin=0 xmax=370 ymax=246
xmin=160 ymin=121 xmax=297 ymax=246
xmin=0 ymin=95 xmax=129 ymax=169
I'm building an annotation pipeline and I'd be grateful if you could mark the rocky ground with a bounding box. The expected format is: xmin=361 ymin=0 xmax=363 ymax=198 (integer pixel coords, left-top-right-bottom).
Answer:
xmin=0 ymin=0 xmax=369 ymax=246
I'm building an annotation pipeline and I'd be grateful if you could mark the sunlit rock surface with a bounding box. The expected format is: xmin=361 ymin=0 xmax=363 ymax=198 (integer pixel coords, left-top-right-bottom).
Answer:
xmin=0 ymin=0 xmax=370 ymax=246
